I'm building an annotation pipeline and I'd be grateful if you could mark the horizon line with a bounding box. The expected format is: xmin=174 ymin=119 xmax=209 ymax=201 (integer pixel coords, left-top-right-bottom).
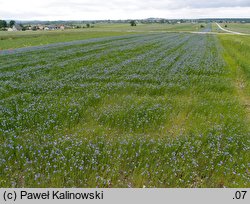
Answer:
xmin=3 ymin=17 xmax=250 ymax=22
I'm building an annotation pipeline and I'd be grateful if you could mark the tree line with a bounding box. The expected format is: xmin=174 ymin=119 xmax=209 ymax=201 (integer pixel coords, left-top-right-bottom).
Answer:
xmin=0 ymin=20 xmax=16 ymax=30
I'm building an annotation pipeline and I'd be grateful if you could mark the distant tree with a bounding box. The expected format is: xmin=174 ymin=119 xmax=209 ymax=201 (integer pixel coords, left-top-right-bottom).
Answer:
xmin=130 ymin=20 xmax=136 ymax=26
xmin=86 ymin=23 xmax=90 ymax=28
xmin=19 ymin=24 xmax=27 ymax=31
xmin=200 ymin=24 xmax=205 ymax=28
xmin=9 ymin=20 xmax=15 ymax=27
xmin=224 ymin=24 xmax=228 ymax=28
xmin=31 ymin=26 xmax=37 ymax=31
xmin=0 ymin=20 xmax=7 ymax=28
xmin=160 ymin=19 xmax=165 ymax=24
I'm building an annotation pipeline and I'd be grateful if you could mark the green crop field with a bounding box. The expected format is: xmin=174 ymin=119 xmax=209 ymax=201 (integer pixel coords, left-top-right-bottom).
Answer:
xmin=0 ymin=23 xmax=203 ymax=50
xmin=94 ymin=23 xmax=201 ymax=32
xmin=0 ymin=30 xmax=133 ymax=50
xmin=0 ymin=27 xmax=249 ymax=187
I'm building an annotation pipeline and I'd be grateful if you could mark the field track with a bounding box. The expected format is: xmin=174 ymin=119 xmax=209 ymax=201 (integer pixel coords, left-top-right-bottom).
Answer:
xmin=216 ymin=23 xmax=250 ymax=35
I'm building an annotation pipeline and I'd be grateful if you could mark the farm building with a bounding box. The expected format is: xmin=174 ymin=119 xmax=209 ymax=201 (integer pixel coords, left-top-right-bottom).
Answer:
xmin=12 ymin=24 xmax=22 ymax=31
xmin=44 ymin=25 xmax=65 ymax=30
xmin=38 ymin=25 xmax=45 ymax=30
xmin=60 ymin=25 xmax=65 ymax=30
xmin=44 ymin=25 xmax=58 ymax=30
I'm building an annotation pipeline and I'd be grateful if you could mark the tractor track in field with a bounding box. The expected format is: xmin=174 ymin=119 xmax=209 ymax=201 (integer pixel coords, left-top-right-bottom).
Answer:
xmin=216 ymin=23 xmax=250 ymax=36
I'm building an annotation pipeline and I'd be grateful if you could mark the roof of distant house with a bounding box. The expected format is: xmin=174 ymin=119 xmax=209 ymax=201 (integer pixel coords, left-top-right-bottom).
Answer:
xmin=13 ymin=24 xmax=22 ymax=30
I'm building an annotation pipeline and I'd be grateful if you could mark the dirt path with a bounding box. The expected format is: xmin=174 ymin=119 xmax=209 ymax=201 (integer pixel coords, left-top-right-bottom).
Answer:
xmin=216 ymin=23 xmax=248 ymax=35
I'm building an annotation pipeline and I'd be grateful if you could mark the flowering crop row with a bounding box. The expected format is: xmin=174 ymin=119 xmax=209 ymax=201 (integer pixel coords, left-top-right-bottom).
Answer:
xmin=0 ymin=33 xmax=249 ymax=187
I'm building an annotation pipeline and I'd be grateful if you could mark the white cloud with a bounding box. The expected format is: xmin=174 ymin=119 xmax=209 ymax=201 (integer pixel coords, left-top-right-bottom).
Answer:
xmin=0 ymin=0 xmax=250 ymax=20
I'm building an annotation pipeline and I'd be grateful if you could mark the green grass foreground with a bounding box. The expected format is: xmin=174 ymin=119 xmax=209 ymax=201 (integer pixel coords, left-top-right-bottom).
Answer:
xmin=0 ymin=32 xmax=249 ymax=187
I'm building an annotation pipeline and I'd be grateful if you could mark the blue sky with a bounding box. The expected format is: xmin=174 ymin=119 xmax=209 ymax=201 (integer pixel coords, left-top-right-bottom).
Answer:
xmin=0 ymin=0 xmax=250 ymax=20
